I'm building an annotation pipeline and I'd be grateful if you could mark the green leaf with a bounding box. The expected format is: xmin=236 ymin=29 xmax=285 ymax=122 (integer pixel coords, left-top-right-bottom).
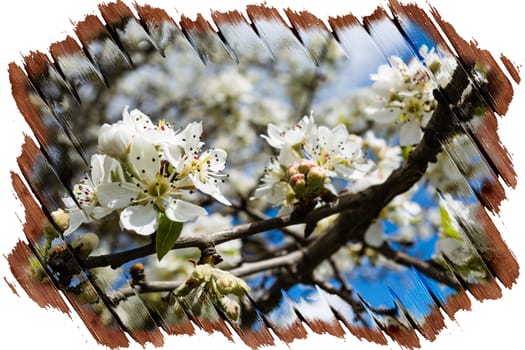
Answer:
xmin=439 ymin=205 xmax=462 ymax=240
xmin=156 ymin=214 xmax=183 ymax=261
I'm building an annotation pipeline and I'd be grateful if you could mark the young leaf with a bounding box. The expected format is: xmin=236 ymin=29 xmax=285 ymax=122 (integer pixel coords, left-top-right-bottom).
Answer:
xmin=439 ymin=205 xmax=462 ymax=241
xmin=156 ymin=213 xmax=183 ymax=261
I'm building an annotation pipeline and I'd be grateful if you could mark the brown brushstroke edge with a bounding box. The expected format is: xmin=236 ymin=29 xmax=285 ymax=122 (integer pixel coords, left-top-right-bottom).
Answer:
xmin=9 ymin=64 xmax=53 ymax=148
xmin=284 ymin=8 xmax=329 ymax=32
xmin=306 ymin=319 xmax=346 ymax=338
xmin=7 ymin=239 xmax=70 ymax=313
xmin=49 ymin=36 xmax=106 ymax=87
xmin=387 ymin=1 xmax=519 ymax=287
xmin=98 ymin=0 xmax=136 ymax=29
xmin=364 ymin=3 xmax=508 ymax=216
xmin=418 ymin=306 xmax=446 ymax=341
xmin=335 ymin=1 xmax=518 ymax=338
xmin=500 ymin=54 xmax=521 ymax=84
xmin=134 ymin=3 xmax=179 ymax=30
xmin=474 ymin=204 xmax=520 ymax=288
xmin=429 ymin=8 xmax=513 ymax=116
xmin=266 ymin=321 xmax=308 ymax=344
xmin=189 ymin=317 xmax=234 ymax=342
xmin=382 ymin=324 xmax=421 ymax=348
xmin=245 ymin=4 xmax=289 ymax=27
xmin=388 ymin=0 xmax=518 ymax=191
xmin=10 ymin=171 xmax=130 ymax=348
xmin=211 ymin=9 xmax=251 ymax=26
xmin=74 ymin=14 xmax=115 ymax=47
xmin=6 ymin=1 xmax=521 ymax=349
xmin=231 ymin=325 xmax=276 ymax=349
xmin=3 ymin=277 xmax=20 ymax=297
xmin=180 ymin=13 xmax=217 ymax=34
xmin=15 ymin=137 xmax=168 ymax=348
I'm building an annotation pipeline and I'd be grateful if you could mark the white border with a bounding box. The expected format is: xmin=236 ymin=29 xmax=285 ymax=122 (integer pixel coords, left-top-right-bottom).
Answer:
xmin=1 ymin=1 xmax=523 ymax=349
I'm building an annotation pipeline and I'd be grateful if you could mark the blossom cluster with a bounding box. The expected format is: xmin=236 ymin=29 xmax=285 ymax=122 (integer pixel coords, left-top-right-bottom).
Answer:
xmin=254 ymin=114 xmax=374 ymax=213
xmin=63 ymin=106 xmax=230 ymax=236
xmin=366 ymin=45 xmax=457 ymax=146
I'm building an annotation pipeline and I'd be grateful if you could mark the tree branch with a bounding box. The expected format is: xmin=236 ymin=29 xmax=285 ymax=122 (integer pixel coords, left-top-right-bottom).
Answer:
xmin=372 ymin=242 xmax=460 ymax=288
xmin=106 ymin=280 xmax=182 ymax=306
xmin=85 ymin=65 xmax=481 ymax=312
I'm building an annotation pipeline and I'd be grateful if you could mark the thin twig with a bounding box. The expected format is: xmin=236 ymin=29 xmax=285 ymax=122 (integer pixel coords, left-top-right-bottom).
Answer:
xmin=107 ymin=280 xmax=182 ymax=305
xmin=372 ymin=242 xmax=460 ymax=289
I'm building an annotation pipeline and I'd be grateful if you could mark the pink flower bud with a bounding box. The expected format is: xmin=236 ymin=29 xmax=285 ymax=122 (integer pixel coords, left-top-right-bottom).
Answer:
xmin=298 ymin=159 xmax=316 ymax=175
xmin=307 ymin=166 xmax=326 ymax=191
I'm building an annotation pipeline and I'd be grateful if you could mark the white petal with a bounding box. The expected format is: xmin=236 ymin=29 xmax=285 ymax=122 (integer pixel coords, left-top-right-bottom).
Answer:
xmin=366 ymin=106 xmax=400 ymax=124
xmin=120 ymin=205 xmax=158 ymax=235
xmin=128 ymin=108 xmax=155 ymax=132
xmin=190 ymin=175 xmax=231 ymax=205
xmin=163 ymin=142 xmax=183 ymax=171
xmin=364 ymin=222 xmax=384 ymax=248
xmin=165 ymin=200 xmax=207 ymax=222
xmin=91 ymin=206 xmax=114 ymax=220
xmin=277 ymin=146 xmax=299 ymax=166
xmin=128 ymin=135 xmax=161 ymax=183
xmin=206 ymin=149 xmax=227 ymax=172
xmin=97 ymin=122 xmax=133 ymax=158
xmin=331 ymin=124 xmax=349 ymax=143
xmin=285 ymin=128 xmax=304 ymax=146
xmin=399 ymin=120 xmax=422 ymax=146
xmin=264 ymin=124 xmax=284 ymax=148
xmin=97 ymin=183 xmax=138 ymax=208
xmin=63 ymin=209 xmax=86 ymax=236
xmin=102 ymin=155 xmax=124 ymax=182
xmin=90 ymin=154 xmax=106 ymax=185
xmin=178 ymin=122 xmax=203 ymax=153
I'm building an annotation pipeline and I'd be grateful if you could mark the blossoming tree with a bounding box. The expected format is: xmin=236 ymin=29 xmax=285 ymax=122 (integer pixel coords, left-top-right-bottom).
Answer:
xmin=10 ymin=3 xmax=519 ymax=348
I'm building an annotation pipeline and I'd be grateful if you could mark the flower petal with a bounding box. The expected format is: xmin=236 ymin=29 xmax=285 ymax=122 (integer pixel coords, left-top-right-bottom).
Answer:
xmin=205 ymin=148 xmax=227 ymax=172
xmin=128 ymin=135 xmax=161 ymax=184
xmin=399 ymin=120 xmax=422 ymax=146
xmin=90 ymin=154 xmax=106 ymax=185
xmin=262 ymin=124 xmax=284 ymax=148
xmin=162 ymin=142 xmax=183 ymax=171
xmin=364 ymin=222 xmax=384 ymax=248
xmin=120 ymin=204 xmax=158 ymax=235
xmin=190 ymin=174 xmax=231 ymax=206
xmin=63 ymin=209 xmax=86 ymax=236
xmin=165 ymin=200 xmax=207 ymax=222
xmin=97 ymin=183 xmax=138 ymax=209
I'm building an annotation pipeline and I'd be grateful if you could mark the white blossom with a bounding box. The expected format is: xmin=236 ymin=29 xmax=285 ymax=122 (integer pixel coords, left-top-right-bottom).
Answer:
xmin=255 ymin=114 xmax=373 ymax=212
xmin=366 ymin=46 xmax=455 ymax=146
xmin=66 ymin=107 xmax=230 ymax=236
xmin=63 ymin=154 xmax=121 ymax=235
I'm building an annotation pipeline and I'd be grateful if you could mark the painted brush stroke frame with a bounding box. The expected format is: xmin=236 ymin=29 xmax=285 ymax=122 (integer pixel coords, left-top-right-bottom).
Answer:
xmin=0 ymin=0 xmax=520 ymax=350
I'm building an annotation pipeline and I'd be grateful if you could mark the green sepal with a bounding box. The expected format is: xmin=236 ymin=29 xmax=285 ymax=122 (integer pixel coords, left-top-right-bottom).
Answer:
xmin=401 ymin=145 xmax=412 ymax=160
xmin=156 ymin=213 xmax=183 ymax=261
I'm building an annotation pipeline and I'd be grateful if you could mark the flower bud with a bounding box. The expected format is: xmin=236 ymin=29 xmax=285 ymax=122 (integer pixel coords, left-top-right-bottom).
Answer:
xmin=129 ymin=262 xmax=145 ymax=285
xmin=306 ymin=166 xmax=326 ymax=192
xmin=297 ymin=159 xmax=316 ymax=175
xmin=290 ymin=173 xmax=307 ymax=197
xmin=71 ymin=232 xmax=100 ymax=258
xmin=175 ymin=264 xmax=212 ymax=296
xmin=97 ymin=122 xmax=133 ymax=158
xmin=51 ymin=208 xmax=69 ymax=232
xmin=218 ymin=295 xmax=240 ymax=321
xmin=215 ymin=273 xmax=250 ymax=297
